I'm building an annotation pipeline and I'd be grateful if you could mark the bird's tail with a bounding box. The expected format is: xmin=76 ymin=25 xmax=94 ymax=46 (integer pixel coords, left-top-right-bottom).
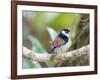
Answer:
xmin=48 ymin=48 xmax=55 ymax=54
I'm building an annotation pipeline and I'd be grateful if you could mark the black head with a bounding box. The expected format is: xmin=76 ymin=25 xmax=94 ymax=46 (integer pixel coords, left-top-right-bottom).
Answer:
xmin=62 ymin=29 xmax=70 ymax=33
xmin=58 ymin=29 xmax=70 ymax=42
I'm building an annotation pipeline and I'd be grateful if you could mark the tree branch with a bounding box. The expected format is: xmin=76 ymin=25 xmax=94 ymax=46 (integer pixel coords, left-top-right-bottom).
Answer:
xmin=23 ymin=45 xmax=89 ymax=63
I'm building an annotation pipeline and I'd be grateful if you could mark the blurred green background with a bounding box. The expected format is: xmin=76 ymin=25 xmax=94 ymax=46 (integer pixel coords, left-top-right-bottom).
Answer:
xmin=22 ymin=11 xmax=89 ymax=68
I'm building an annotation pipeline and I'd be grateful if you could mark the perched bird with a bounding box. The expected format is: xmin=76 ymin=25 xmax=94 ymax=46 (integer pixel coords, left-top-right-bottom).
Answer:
xmin=49 ymin=29 xmax=72 ymax=54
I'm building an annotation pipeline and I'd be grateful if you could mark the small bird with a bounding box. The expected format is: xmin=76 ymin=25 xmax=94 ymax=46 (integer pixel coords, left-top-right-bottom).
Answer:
xmin=49 ymin=28 xmax=72 ymax=54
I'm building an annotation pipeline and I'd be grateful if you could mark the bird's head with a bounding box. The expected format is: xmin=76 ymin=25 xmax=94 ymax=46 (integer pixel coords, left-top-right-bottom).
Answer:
xmin=58 ymin=28 xmax=70 ymax=42
xmin=59 ymin=28 xmax=70 ymax=37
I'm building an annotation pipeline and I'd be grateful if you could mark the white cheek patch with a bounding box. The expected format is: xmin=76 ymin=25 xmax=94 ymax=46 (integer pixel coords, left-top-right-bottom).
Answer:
xmin=61 ymin=31 xmax=67 ymax=37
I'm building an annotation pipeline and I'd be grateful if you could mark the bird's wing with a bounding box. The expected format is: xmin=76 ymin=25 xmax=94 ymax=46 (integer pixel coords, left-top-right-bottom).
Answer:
xmin=57 ymin=38 xmax=65 ymax=47
xmin=51 ymin=36 xmax=59 ymax=48
xmin=51 ymin=37 xmax=65 ymax=48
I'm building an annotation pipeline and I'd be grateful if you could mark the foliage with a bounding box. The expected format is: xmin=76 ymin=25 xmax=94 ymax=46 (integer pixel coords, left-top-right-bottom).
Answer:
xmin=22 ymin=57 xmax=41 ymax=68
xmin=28 ymin=35 xmax=46 ymax=53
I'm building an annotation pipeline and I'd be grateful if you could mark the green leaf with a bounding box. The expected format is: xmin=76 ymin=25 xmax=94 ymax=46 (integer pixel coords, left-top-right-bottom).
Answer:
xmin=48 ymin=13 xmax=78 ymax=29
xmin=32 ymin=61 xmax=41 ymax=68
xmin=33 ymin=12 xmax=46 ymax=32
xmin=22 ymin=57 xmax=41 ymax=68
xmin=47 ymin=27 xmax=57 ymax=41
xmin=45 ymin=60 xmax=54 ymax=67
xmin=28 ymin=35 xmax=45 ymax=53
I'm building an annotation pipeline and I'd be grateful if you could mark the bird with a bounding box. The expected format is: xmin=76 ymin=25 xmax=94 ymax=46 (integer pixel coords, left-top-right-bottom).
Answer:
xmin=49 ymin=28 xmax=72 ymax=55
